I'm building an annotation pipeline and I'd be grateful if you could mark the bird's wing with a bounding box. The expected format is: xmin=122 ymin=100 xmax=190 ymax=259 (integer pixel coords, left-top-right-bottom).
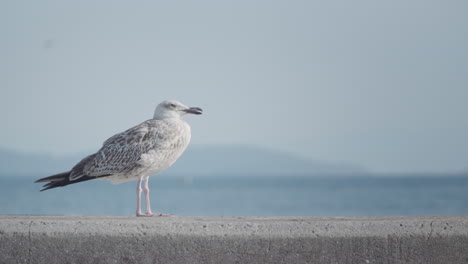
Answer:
xmin=69 ymin=120 xmax=172 ymax=180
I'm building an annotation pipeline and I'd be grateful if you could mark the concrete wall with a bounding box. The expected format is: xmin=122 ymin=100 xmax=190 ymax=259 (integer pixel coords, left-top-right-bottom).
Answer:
xmin=1 ymin=215 xmax=467 ymax=264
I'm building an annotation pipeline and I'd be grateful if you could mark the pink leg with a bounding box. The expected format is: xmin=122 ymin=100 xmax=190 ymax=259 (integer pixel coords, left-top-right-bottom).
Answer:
xmin=136 ymin=177 xmax=144 ymax=216
xmin=136 ymin=177 xmax=170 ymax=217
xmin=144 ymin=177 xmax=154 ymax=215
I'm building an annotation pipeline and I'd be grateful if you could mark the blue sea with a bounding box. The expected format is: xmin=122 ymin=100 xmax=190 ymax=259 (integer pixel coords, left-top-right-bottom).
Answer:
xmin=1 ymin=174 xmax=467 ymax=216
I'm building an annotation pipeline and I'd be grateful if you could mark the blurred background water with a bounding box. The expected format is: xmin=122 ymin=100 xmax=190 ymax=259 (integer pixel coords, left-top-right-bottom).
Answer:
xmin=2 ymin=174 xmax=467 ymax=216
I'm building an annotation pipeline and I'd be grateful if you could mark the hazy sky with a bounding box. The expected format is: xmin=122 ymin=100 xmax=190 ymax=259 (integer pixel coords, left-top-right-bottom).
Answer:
xmin=1 ymin=0 xmax=467 ymax=173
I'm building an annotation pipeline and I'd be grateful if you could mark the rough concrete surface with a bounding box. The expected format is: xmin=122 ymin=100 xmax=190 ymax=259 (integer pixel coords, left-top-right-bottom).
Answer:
xmin=0 ymin=215 xmax=467 ymax=264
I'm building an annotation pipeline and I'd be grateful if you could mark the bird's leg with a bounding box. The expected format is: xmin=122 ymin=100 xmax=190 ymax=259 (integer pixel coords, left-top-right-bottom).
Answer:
xmin=136 ymin=177 xmax=145 ymax=217
xmin=141 ymin=177 xmax=171 ymax=217
xmin=143 ymin=176 xmax=154 ymax=216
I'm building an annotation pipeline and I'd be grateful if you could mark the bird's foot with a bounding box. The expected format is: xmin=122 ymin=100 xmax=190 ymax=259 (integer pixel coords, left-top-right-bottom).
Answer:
xmin=136 ymin=212 xmax=172 ymax=217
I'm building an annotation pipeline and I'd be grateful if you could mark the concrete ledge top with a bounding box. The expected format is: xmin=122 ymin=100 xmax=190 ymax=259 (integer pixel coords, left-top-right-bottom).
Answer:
xmin=2 ymin=215 xmax=468 ymax=264
xmin=2 ymin=215 xmax=467 ymax=238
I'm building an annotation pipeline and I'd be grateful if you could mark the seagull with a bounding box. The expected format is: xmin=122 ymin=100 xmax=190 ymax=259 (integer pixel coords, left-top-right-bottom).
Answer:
xmin=35 ymin=100 xmax=202 ymax=217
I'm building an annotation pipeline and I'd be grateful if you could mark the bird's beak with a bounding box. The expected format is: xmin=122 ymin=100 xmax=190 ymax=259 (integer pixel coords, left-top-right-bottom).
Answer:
xmin=183 ymin=107 xmax=203 ymax=115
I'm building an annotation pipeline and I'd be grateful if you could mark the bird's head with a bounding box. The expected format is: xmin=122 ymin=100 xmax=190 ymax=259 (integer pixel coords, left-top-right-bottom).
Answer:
xmin=153 ymin=100 xmax=203 ymax=120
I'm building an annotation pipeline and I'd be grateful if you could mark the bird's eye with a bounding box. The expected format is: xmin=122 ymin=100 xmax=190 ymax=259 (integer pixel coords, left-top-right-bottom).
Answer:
xmin=169 ymin=103 xmax=177 ymax=108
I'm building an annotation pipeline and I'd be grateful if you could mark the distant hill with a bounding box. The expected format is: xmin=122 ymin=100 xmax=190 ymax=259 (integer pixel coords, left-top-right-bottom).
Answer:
xmin=0 ymin=145 xmax=367 ymax=177
xmin=0 ymin=148 xmax=79 ymax=176
xmin=170 ymin=145 xmax=368 ymax=176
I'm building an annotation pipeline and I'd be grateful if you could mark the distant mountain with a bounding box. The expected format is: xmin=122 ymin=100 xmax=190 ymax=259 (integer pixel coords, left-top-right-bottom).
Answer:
xmin=170 ymin=145 xmax=368 ymax=176
xmin=0 ymin=145 xmax=367 ymax=177
xmin=0 ymin=148 xmax=79 ymax=176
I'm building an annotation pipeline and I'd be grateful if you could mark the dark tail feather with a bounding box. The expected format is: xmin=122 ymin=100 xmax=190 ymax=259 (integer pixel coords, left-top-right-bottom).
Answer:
xmin=35 ymin=172 xmax=70 ymax=183
xmin=35 ymin=171 xmax=97 ymax=192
